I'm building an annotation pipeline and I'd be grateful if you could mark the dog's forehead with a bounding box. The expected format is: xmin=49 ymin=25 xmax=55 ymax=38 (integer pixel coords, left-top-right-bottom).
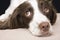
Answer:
xmin=11 ymin=0 xmax=28 ymax=9
xmin=12 ymin=0 xmax=39 ymax=9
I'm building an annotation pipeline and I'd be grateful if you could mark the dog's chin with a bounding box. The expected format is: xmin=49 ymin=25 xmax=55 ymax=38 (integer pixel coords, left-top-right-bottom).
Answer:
xmin=29 ymin=28 xmax=52 ymax=37
xmin=31 ymin=31 xmax=52 ymax=37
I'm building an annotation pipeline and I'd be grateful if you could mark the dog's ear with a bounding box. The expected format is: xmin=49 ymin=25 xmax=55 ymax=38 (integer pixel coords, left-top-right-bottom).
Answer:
xmin=50 ymin=9 xmax=57 ymax=25
xmin=7 ymin=8 xmax=24 ymax=28
xmin=49 ymin=1 xmax=57 ymax=25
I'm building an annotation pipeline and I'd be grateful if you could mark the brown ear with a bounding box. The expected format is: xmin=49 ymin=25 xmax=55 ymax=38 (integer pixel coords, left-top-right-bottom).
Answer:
xmin=8 ymin=8 xmax=23 ymax=28
xmin=48 ymin=1 xmax=57 ymax=25
xmin=49 ymin=8 xmax=57 ymax=25
xmin=52 ymin=11 xmax=57 ymax=25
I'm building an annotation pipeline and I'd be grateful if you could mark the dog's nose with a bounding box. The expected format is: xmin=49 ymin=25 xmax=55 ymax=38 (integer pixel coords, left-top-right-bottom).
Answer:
xmin=39 ymin=22 xmax=50 ymax=32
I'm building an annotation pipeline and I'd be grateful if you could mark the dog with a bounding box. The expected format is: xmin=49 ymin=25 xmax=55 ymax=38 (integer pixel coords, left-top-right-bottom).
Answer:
xmin=0 ymin=0 xmax=57 ymax=36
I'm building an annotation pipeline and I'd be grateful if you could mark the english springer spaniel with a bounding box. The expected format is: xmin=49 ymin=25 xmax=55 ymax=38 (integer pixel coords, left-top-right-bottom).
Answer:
xmin=0 ymin=0 xmax=57 ymax=36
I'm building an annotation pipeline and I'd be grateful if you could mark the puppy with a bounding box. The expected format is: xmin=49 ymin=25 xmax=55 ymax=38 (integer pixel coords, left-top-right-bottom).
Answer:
xmin=0 ymin=0 xmax=57 ymax=36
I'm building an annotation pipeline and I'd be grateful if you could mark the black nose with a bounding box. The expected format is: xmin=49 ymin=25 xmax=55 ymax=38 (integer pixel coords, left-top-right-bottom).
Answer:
xmin=39 ymin=22 xmax=50 ymax=32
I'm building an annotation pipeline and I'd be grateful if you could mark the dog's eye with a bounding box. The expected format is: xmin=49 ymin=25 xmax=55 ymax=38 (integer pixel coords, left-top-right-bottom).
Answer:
xmin=25 ymin=10 xmax=32 ymax=17
xmin=43 ymin=8 xmax=49 ymax=13
xmin=24 ymin=7 xmax=33 ymax=18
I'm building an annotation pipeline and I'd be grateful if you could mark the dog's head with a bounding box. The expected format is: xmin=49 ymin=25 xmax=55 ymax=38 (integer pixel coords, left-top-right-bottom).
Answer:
xmin=9 ymin=0 xmax=57 ymax=36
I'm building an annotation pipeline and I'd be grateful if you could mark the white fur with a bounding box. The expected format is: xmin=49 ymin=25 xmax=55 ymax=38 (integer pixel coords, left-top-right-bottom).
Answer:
xmin=28 ymin=0 xmax=52 ymax=36
xmin=0 ymin=0 xmax=27 ymax=22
